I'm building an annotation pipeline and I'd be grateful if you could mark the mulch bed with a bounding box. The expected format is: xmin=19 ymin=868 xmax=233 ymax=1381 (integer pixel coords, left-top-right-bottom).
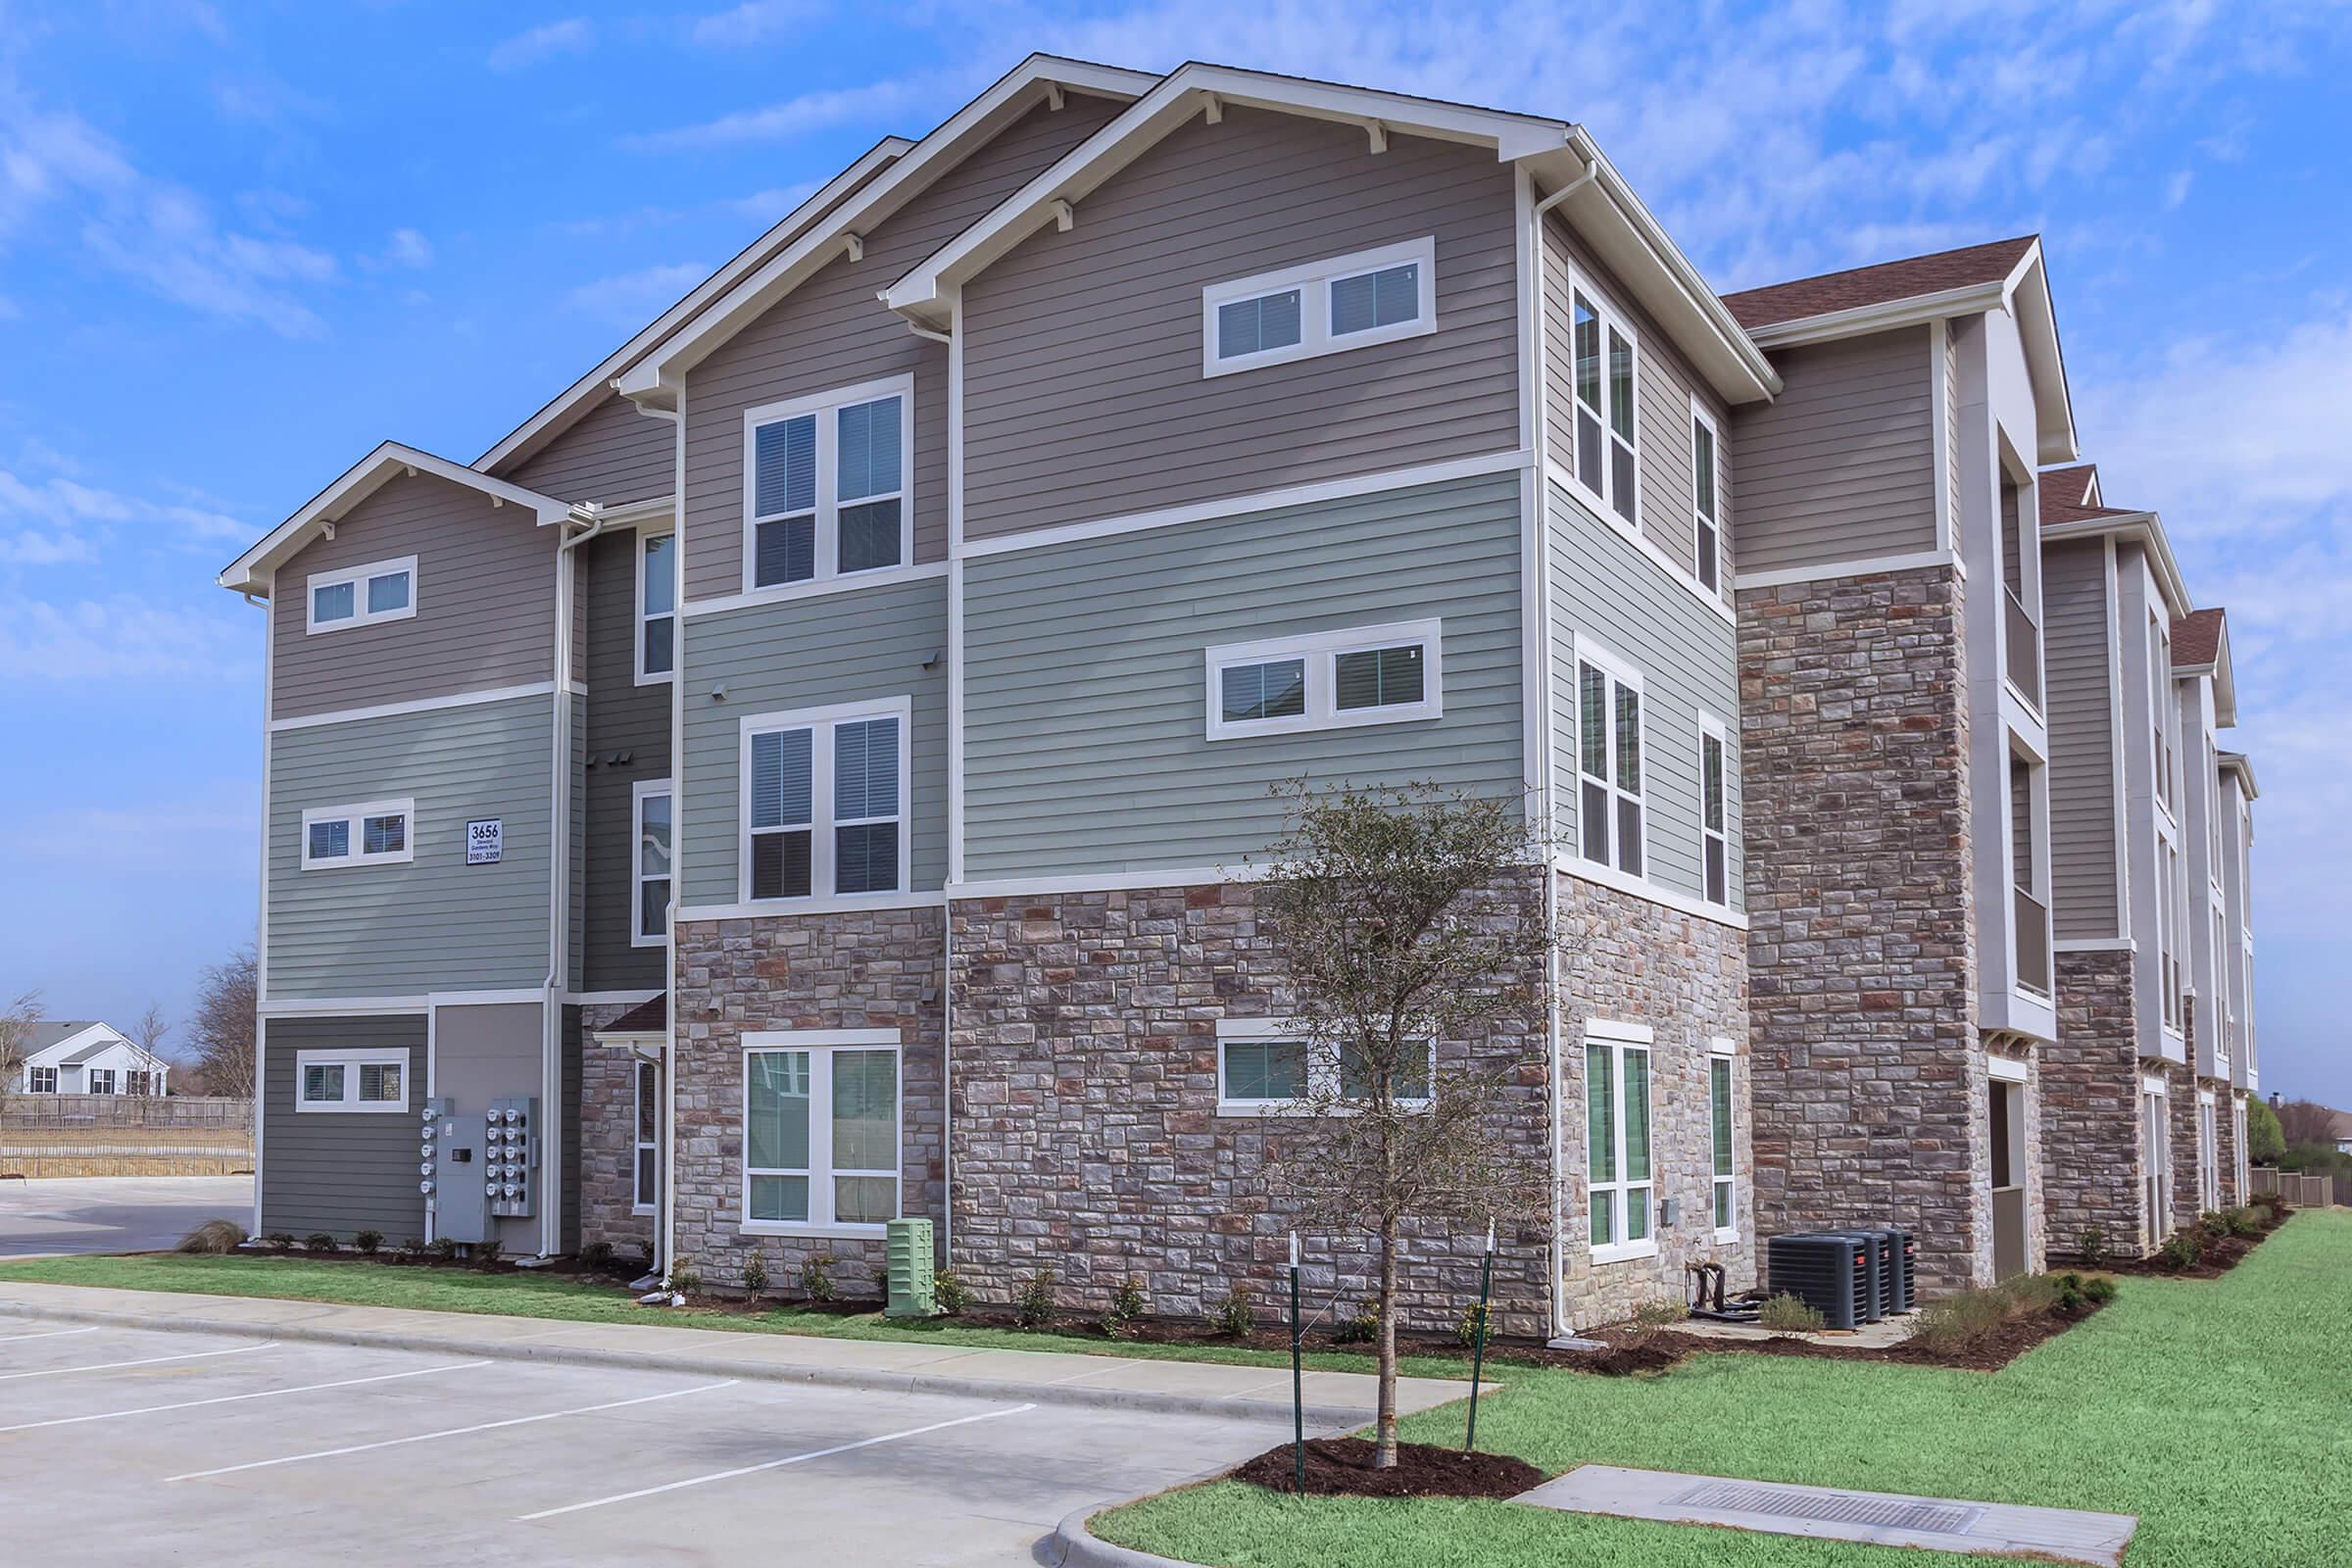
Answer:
xmin=1232 ymin=1436 xmax=1544 ymax=1500
xmin=2099 ymin=1204 xmax=2291 ymax=1279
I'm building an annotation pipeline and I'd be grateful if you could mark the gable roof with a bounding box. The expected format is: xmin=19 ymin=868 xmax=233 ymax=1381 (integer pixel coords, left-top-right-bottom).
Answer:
xmin=2040 ymin=463 xmax=2099 ymax=510
xmin=2220 ymin=750 xmax=2259 ymax=800
xmin=1721 ymin=237 xmax=2038 ymax=330
xmin=22 ymin=1020 xmax=105 ymax=1056
xmin=615 ymin=54 xmax=1157 ymax=410
xmin=2172 ymin=607 xmax=2236 ymax=725
xmin=883 ymin=60 xmax=1778 ymax=403
xmin=219 ymin=441 xmax=585 ymax=596
xmin=592 ymin=992 xmax=667 ymax=1043
xmin=61 ymin=1036 xmax=143 ymax=1066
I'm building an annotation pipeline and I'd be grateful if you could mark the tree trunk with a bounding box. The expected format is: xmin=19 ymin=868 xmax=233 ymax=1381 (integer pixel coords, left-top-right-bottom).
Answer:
xmin=1374 ymin=1212 xmax=1398 ymax=1468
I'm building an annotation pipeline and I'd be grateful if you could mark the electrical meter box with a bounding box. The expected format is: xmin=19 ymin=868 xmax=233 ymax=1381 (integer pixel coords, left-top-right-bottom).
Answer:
xmin=484 ymin=1096 xmax=539 ymax=1221
xmin=421 ymin=1098 xmax=492 ymax=1245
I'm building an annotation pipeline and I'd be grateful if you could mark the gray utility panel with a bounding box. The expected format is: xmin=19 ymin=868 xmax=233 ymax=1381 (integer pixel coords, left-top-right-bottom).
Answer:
xmin=421 ymin=1096 xmax=539 ymax=1246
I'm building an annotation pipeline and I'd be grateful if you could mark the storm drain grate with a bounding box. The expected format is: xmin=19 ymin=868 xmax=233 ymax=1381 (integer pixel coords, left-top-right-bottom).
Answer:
xmin=1667 ymin=1482 xmax=1984 ymax=1537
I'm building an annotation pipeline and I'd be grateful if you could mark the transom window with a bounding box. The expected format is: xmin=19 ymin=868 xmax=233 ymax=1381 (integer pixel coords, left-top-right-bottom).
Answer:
xmin=1202 ymin=237 xmax=1436 ymax=376
xmin=27 ymin=1065 xmax=57 ymax=1094
xmin=1577 ymin=650 xmax=1644 ymax=876
xmin=1691 ymin=404 xmax=1722 ymax=592
xmin=742 ymin=1034 xmax=900 ymax=1234
xmin=638 ymin=531 xmax=675 ymax=681
xmin=1214 ymin=1018 xmax=1433 ymax=1116
xmin=743 ymin=376 xmax=911 ymax=592
xmin=301 ymin=799 xmax=416 ymax=871
xmin=1204 ymin=619 xmax=1442 ymax=740
xmin=307 ymin=556 xmax=417 ymax=634
xmin=1570 ymin=287 xmax=1640 ymax=526
xmin=1700 ymin=719 xmax=1729 ymax=906
xmin=742 ymin=702 xmax=907 ymax=903
xmin=1587 ymin=1022 xmax=1653 ymax=1260
xmin=633 ymin=782 xmax=672 ymax=946
xmin=296 ymin=1049 xmax=408 ymax=1113
xmin=1709 ymin=1042 xmax=1738 ymax=1239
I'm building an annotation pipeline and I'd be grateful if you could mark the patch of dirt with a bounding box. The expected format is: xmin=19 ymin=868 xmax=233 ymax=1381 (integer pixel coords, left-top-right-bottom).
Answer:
xmin=1702 ymin=1301 xmax=2105 ymax=1372
xmin=2102 ymin=1206 xmax=2290 ymax=1279
xmin=1232 ymin=1436 xmax=1544 ymax=1499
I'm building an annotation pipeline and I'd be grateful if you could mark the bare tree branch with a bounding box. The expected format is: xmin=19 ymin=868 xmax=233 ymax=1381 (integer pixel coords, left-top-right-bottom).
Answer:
xmin=187 ymin=948 xmax=257 ymax=1101
xmin=0 ymin=991 xmax=45 ymax=1114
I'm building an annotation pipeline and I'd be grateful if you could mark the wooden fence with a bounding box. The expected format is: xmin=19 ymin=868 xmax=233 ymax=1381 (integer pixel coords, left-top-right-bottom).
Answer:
xmin=2 ymin=1094 xmax=252 ymax=1130
xmin=2250 ymin=1167 xmax=2345 ymax=1207
xmin=1 ymin=1096 xmax=253 ymax=1177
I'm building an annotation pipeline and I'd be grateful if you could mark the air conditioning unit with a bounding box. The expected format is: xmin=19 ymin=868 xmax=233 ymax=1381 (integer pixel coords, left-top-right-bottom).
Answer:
xmin=1765 ymin=1232 xmax=1870 ymax=1330
xmin=1855 ymin=1224 xmax=1917 ymax=1313
xmin=1825 ymin=1230 xmax=1886 ymax=1323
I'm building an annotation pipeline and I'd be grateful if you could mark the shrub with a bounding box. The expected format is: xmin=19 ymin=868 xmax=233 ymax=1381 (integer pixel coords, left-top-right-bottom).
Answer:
xmin=1014 ymin=1266 xmax=1058 ymax=1329
xmin=175 ymin=1218 xmax=247 ymax=1254
xmin=2158 ymin=1231 xmax=2204 ymax=1271
xmin=2054 ymin=1275 xmax=2086 ymax=1312
xmin=800 ymin=1252 xmax=836 ymax=1302
xmin=1456 ymin=1299 xmax=1492 ymax=1348
xmin=354 ymin=1229 xmax=383 ymax=1255
xmin=1912 ymin=1289 xmax=2009 ymax=1352
xmin=667 ymin=1257 xmax=702 ymax=1295
xmin=265 ymin=1232 xmax=297 ymax=1253
xmin=2196 ymin=1210 xmax=2230 ymax=1242
xmin=430 ymin=1237 xmax=460 ymax=1263
xmin=934 ymin=1269 xmax=970 ymax=1316
xmin=1758 ymin=1294 xmax=1826 ymax=1334
xmin=1629 ymin=1298 xmax=1687 ymax=1340
xmin=1209 ymin=1281 xmax=1254 ymax=1338
xmin=2224 ymin=1206 xmax=2264 ymax=1239
xmin=472 ymin=1238 xmax=503 ymax=1269
xmin=578 ymin=1240 xmax=615 ymax=1272
xmin=2082 ymin=1275 xmax=2118 ymax=1304
xmin=1331 ymin=1303 xmax=1380 ymax=1345
xmin=304 ymin=1232 xmax=339 ymax=1253
xmin=398 ymin=1238 xmax=424 ymax=1263
xmin=2076 ymin=1225 xmax=2107 ymax=1268
xmin=742 ymin=1252 xmax=770 ymax=1297
xmin=1099 ymin=1274 xmax=1147 ymax=1337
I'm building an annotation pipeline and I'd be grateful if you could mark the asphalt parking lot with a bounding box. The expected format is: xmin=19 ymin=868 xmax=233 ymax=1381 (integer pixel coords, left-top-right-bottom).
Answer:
xmin=0 ymin=1175 xmax=253 ymax=1256
xmin=0 ymin=1318 xmax=1290 ymax=1566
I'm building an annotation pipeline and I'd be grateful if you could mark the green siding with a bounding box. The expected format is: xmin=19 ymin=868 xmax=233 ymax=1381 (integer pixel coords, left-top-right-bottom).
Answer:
xmin=260 ymin=1015 xmax=426 ymax=1242
xmin=962 ymin=472 xmax=1523 ymax=878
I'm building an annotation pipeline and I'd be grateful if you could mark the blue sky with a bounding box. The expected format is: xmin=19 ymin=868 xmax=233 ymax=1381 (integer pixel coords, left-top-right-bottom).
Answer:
xmin=4 ymin=1 xmax=2349 ymax=1102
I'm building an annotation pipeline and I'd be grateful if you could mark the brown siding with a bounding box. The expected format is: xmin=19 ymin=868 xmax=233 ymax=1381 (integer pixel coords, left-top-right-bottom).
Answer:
xmin=270 ymin=471 xmax=559 ymax=720
xmin=2044 ymin=537 xmax=2120 ymax=938
xmin=580 ymin=526 xmax=671 ymax=992
xmin=504 ymin=390 xmax=674 ymax=508
xmin=958 ymin=109 xmax=1519 ymax=541
xmin=1729 ymin=328 xmax=1938 ymax=578
xmin=680 ymin=94 xmax=1123 ymax=601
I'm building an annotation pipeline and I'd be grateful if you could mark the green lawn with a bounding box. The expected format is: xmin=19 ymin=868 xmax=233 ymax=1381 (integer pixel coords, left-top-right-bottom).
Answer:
xmin=1098 ymin=1210 xmax=2352 ymax=1568
xmin=0 ymin=1250 xmax=1466 ymax=1376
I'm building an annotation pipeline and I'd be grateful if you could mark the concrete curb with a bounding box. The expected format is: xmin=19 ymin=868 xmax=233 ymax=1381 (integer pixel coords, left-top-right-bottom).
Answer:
xmin=1040 ymin=1462 xmax=1247 ymax=1568
xmin=0 ymin=1296 xmax=1404 ymax=1428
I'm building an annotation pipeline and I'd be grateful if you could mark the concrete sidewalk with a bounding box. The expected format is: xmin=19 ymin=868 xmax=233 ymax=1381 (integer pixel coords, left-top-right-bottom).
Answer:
xmin=0 ymin=1279 xmax=1472 ymax=1427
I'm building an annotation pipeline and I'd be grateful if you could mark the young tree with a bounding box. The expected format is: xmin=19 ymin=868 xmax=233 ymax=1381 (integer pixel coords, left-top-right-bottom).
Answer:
xmin=1257 ymin=782 xmax=1554 ymax=1469
xmin=2274 ymin=1099 xmax=2339 ymax=1151
xmin=133 ymin=1003 xmax=171 ymax=1063
xmin=187 ymin=947 xmax=258 ymax=1101
xmin=2246 ymin=1097 xmax=2286 ymax=1166
xmin=0 ymin=991 xmax=43 ymax=1113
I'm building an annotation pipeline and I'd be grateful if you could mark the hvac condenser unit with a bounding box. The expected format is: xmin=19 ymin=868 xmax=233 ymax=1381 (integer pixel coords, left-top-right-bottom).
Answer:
xmin=1857 ymin=1224 xmax=1917 ymax=1313
xmin=1825 ymin=1230 xmax=1886 ymax=1322
xmin=1764 ymin=1232 xmax=1870 ymax=1331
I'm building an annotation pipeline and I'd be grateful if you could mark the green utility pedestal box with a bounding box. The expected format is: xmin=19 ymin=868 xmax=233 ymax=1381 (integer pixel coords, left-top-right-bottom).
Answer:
xmin=885 ymin=1217 xmax=938 ymax=1317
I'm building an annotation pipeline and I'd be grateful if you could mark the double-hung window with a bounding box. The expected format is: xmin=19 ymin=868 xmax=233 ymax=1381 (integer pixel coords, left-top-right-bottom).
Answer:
xmin=743 ymin=376 xmax=910 ymax=592
xmin=125 ymin=1070 xmax=152 ymax=1097
xmin=1214 ymin=1017 xmax=1433 ymax=1115
xmin=1709 ymin=1041 xmax=1738 ymax=1239
xmin=633 ymin=781 xmax=672 ymax=946
xmin=1202 ymin=237 xmax=1437 ymax=376
xmin=1577 ymin=649 xmax=1644 ymax=876
xmin=632 ymin=1057 xmax=660 ymax=1213
xmin=27 ymin=1065 xmax=57 ymax=1094
xmin=302 ymin=799 xmax=415 ymax=870
xmin=1699 ymin=718 xmax=1730 ymax=906
xmin=1204 ymin=619 xmax=1442 ymax=740
xmin=296 ymin=1049 xmax=408 ymax=1113
xmin=638 ymin=532 xmax=675 ymax=680
xmin=1586 ymin=1021 xmax=1653 ymax=1260
xmin=307 ymin=556 xmax=417 ymax=634
xmin=88 ymin=1068 xmax=117 ymax=1095
xmin=742 ymin=701 xmax=907 ymax=903
xmin=1690 ymin=403 xmax=1723 ymax=592
xmin=1570 ymin=287 xmax=1640 ymax=526
xmin=742 ymin=1032 xmax=900 ymax=1234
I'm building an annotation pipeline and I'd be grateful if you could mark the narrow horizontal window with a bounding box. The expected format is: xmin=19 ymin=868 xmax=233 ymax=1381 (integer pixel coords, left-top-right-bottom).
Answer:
xmin=743 ymin=377 xmax=911 ymax=593
xmin=1220 ymin=659 xmax=1306 ymax=725
xmin=1204 ymin=618 xmax=1443 ymax=740
xmin=306 ymin=556 xmax=418 ymax=635
xmin=1330 ymin=262 xmax=1419 ymax=337
xmin=301 ymin=799 xmax=415 ymax=871
xmin=296 ymin=1050 xmax=410 ymax=1113
xmin=1203 ymin=237 xmax=1436 ymax=376
xmin=1217 ymin=289 xmax=1302 ymax=360
xmin=1216 ymin=1019 xmax=1434 ymax=1115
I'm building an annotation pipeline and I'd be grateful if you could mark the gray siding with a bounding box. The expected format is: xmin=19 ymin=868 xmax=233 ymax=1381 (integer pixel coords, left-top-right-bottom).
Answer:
xmin=581 ymin=527 xmax=671 ymax=991
xmin=959 ymin=108 xmax=1519 ymax=542
xmin=271 ymin=470 xmax=559 ymax=720
xmin=1541 ymin=213 xmax=1734 ymax=587
xmin=962 ymin=472 xmax=1522 ymax=878
xmin=1729 ymin=328 xmax=1938 ymax=577
xmin=678 ymin=575 xmax=949 ymax=905
xmin=431 ymin=999 xmax=548 ymax=1254
xmin=681 ymin=95 xmax=1122 ymax=602
xmin=1546 ymin=478 xmax=1743 ymax=906
xmin=267 ymin=694 xmax=554 ymax=998
xmin=260 ymin=1015 xmax=426 ymax=1241
xmin=2044 ymin=538 xmax=2120 ymax=937
xmin=502 ymin=389 xmax=674 ymax=508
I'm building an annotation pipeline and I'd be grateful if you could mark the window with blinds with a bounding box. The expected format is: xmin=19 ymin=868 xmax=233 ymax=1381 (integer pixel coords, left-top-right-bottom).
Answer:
xmin=744 ymin=706 xmax=906 ymax=903
xmin=1202 ymin=237 xmax=1436 ymax=376
xmin=1204 ymin=619 xmax=1442 ymax=740
xmin=744 ymin=377 xmax=910 ymax=592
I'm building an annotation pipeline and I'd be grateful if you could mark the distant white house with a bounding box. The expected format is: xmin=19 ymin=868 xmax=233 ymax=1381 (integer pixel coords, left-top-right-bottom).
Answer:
xmin=14 ymin=1021 xmax=172 ymax=1097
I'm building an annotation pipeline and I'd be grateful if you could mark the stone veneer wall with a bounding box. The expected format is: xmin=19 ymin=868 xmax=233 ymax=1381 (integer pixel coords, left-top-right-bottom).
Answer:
xmin=948 ymin=876 xmax=1558 ymax=1338
xmin=1739 ymin=564 xmax=1996 ymax=1295
xmin=1555 ymin=873 xmax=1753 ymax=1329
xmin=575 ymin=998 xmax=657 ymax=1261
xmin=671 ymin=909 xmax=946 ymax=1298
xmin=2212 ymin=1080 xmax=2243 ymax=1209
xmin=2165 ymin=1059 xmax=2202 ymax=1230
xmin=2042 ymin=950 xmax=2145 ymax=1259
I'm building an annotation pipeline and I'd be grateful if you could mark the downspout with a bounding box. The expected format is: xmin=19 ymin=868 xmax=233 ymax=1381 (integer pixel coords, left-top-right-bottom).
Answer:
xmin=539 ymin=504 xmax=606 ymax=1258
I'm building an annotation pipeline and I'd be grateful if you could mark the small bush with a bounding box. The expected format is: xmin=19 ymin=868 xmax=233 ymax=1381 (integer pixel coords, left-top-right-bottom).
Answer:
xmin=472 ymin=1237 xmax=503 ymax=1269
xmin=354 ymin=1229 xmax=383 ymax=1255
xmin=579 ymin=1240 xmax=615 ymax=1272
xmin=1100 ymin=1273 xmax=1148 ymax=1334
xmin=2076 ymin=1225 xmax=2107 ymax=1268
xmin=1456 ymin=1299 xmax=1492 ymax=1348
xmin=741 ymin=1252 xmax=770 ymax=1297
xmin=1913 ymin=1290 xmax=2008 ymax=1352
xmin=800 ymin=1252 xmax=836 ymax=1302
xmin=1629 ymin=1298 xmax=1687 ymax=1340
xmin=430 ymin=1237 xmax=461 ymax=1264
xmin=934 ymin=1269 xmax=970 ymax=1316
xmin=2196 ymin=1210 xmax=2230 ymax=1242
xmin=1331 ymin=1303 xmax=1380 ymax=1345
xmin=1758 ymin=1294 xmax=1826 ymax=1334
xmin=395 ymin=1238 xmax=423 ymax=1263
xmin=303 ymin=1232 xmax=339 ymax=1253
xmin=667 ymin=1257 xmax=702 ymax=1295
xmin=265 ymin=1232 xmax=297 ymax=1253
xmin=175 ymin=1218 xmax=247 ymax=1254
xmin=1209 ymin=1280 xmax=1253 ymax=1338
xmin=1014 ymin=1266 xmax=1058 ymax=1329
xmin=2055 ymin=1275 xmax=2086 ymax=1312
xmin=2158 ymin=1231 xmax=2204 ymax=1271
xmin=2082 ymin=1275 xmax=2118 ymax=1304
xmin=2224 ymin=1206 xmax=2264 ymax=1239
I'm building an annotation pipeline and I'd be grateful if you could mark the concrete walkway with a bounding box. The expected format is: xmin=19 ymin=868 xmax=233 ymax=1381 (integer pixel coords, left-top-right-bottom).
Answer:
xmin=0 ymin=1279 xmax=1471 ymax=1426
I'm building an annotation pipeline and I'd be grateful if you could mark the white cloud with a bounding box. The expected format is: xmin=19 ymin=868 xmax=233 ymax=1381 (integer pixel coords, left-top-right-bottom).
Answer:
xmin=0 ymin=463 xmax=252 ymax=543
xmin=0 ymin=595 xmax=254 ymax=683
xmin=564 ymin=262 xmax=708 ymax=321
xmin=731 ymin=180 xmax=820 ymax=223
xmin=2163 ymin=169 xmax=2194 ymax=209
xmin=384 ymin=226 xmax=433 ymax=268
xmin=624 ymin=73 xmax=955 ymax=152
xmin=691 ymin=1 xmax=811 ymax=47
xmin=0 ymin=531 xmax=95 ymax=564
xmin=488 ymin=18 xmax=595 ymax=73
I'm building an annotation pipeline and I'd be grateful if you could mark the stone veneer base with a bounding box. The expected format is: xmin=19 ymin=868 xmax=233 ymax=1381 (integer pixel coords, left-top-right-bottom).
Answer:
xmin=2044 ymin=950 xmax=2148 ymax=1257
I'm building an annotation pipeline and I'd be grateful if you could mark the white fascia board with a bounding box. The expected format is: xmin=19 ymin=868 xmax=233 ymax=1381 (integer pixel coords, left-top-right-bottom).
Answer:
xmin=2039 ymin=511 xmax=2191 ymax=621
xmin=620 ymin=55 xmax=1157 ymax=405
xmin=887 ymin=62 xmax=1573 ymax=322
xmin=219 ymin=441 xmax=581 ymax=595
xmin=2219 ymin=751 xmax=2258 ymax=799
xmin=2000 ymin=243 xmax=2080 ymax=465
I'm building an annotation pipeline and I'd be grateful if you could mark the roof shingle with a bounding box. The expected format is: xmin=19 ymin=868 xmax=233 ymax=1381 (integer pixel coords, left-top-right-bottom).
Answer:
xmin=1721 ymin=236 xmax=2038 ymax=330
xmin=2173 ymin=608 xmax=2227 ymax=668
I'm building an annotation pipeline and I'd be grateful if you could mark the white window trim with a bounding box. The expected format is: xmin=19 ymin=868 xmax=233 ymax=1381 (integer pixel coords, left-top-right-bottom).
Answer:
xmin=27 ymin=1065 xmax=57 ymax=1094
xmin=739 ymin=373 xmax=914 ymax=596
xmin=301 ymin=798 xmax=416 ymax=871
xmin=737 ymin=697 xmax=912 ymax=906
xmin=739 ymin=1029 xmax=903 ymax=1239
xmin=1709 ymin=1037 xmax=1739 ymax=1243
xmin=87 ymin=1068 xmax=116 ymax=1096
xmin=1698 ymin=712 xmax=1731 ymax=908
xmin=1573 ymin=639 xmax=1646 ymax=879
xmin=631 ymin=1056 xmax=660 ymax=1215
xmin=1203 ymin=617 xmax=1444 ymax=741
xmin=1690 ymin=395 xmax=1724 ymax=597
xmin=1559 ymin=273 xmax=1642 ymax=533
xmin=1201 ymin=236 xmax=1437 ymax=378
xmin=294 ymin=1048 xmax=411 ymax=1114
xmin=1212 ymin=1016 xmax=1434 ymax=1117
xmin=635 ymin=530 xmax=676 ymax=686
xmin=1586 ymin=1018 xmax=1657 ymax=1264
xmin=632 ymin=779 xmax=673 ymax=949
xmin=306 ymin=555 xmax=418 ymax=635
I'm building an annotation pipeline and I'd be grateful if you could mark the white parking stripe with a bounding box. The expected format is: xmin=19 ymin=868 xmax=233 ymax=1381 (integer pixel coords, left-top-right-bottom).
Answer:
xmin=515 ymin=1402 xmax=1038 ymax=1522
xmin=0 ymin=1341 xmax=275 ymax=1382
xmin=0 ymin=1325 xmax=101 ymax=1346
xmin=0 ymin=1359 xmax=492 ymax=1435
xmin=168 ymin=1379 xmax=741 ymax=1481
